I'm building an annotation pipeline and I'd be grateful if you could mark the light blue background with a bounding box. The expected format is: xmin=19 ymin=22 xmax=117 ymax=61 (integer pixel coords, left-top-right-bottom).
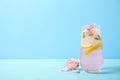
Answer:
xmin=0 ymin=0 xmax=120 ymax=59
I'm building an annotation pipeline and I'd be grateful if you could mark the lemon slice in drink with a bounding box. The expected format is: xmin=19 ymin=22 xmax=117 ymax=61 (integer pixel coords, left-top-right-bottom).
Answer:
xmin=84 ymin=41 xmax=102 ymax=55
xmin=81 ymin=39 xmax=93 ymax=48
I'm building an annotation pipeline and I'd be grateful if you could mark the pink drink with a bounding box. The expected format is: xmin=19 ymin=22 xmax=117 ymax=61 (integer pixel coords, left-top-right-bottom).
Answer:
xmin=80 ymin=24 xmax=104 ymax=73
xmin=80 ymin=48 xmax=104 ymax=73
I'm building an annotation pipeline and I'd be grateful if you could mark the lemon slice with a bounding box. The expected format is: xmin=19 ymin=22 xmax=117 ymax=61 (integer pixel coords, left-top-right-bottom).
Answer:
xmin=84 ymin=41 xmax=102 ymax=55
xmin=81 ymin=39 xmax=93 ymax=48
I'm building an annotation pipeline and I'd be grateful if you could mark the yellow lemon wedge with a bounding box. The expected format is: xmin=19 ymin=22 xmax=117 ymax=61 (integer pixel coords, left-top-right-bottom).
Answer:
xmin=84 ymin=41 xmax=102 ymax=55
xmin=81 ymin=39 xmax=93 ymax=48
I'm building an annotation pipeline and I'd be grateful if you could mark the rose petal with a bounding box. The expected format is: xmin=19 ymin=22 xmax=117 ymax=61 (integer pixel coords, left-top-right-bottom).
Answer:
xmin=61 ymin=68 xmax=69 ymax=72
xmin=72 ymin=70 xmax=80 ymax=73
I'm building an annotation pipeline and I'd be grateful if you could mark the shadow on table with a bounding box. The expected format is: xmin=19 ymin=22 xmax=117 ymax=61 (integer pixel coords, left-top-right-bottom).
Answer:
xmin=98 ymin=66 xmax=120 ymax=74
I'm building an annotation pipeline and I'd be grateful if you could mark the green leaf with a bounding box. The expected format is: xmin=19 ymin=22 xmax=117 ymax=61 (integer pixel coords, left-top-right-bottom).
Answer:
xmin=94 ymin=35 xmax=101 ymax=40
xmin=98 ymin=35 xmax=101 ymax=40
xmin=83 ymin=32 xmax=85 ymax=38
xmin=94 ymin=37 xmax=99 ymax=40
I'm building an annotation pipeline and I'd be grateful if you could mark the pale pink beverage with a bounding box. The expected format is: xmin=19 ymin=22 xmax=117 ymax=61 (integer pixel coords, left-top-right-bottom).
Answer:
xmin=80 ymin=24 xmax=104 ymax=73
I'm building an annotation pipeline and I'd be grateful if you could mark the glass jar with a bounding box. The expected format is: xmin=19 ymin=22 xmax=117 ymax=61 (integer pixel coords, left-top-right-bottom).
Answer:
xmin=80 ymin=24 xmax=104 ymax=73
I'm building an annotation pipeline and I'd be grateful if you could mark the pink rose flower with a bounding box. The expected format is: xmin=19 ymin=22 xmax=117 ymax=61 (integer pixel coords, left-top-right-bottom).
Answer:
xmin=66 ymin=58 xmax=79 ymax=70
xmin=87 ymin=23 xmax=96 ymax=36
xmin=88 ymin=23 xmax=96 ymax=30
